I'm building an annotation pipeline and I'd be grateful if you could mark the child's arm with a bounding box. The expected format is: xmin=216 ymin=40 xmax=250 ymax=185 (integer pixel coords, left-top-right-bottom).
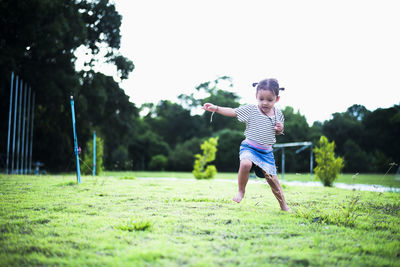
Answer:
xmin=203 ymin=103 xmax=237 ymax=117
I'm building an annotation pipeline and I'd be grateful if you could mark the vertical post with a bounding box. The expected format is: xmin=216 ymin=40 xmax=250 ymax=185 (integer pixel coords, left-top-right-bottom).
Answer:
xmin=16 ymin=80 xmax=23 ymax=174
xmin=6 ymin=72 xmax=14 ymax=175
xmin=11 ymin=76 xmax=19 ymax=174
xmin=70 ymin=96 xmax=81 ymax=183
xmin=21 ymin=83 xmax=28 ymax=175
xmin=281 ymin=147 xmax=285 ymax=180
xmin=24 ymin=87 xmax=31 ymax=174
xmin=310 ymin=145 xmax=313 ymax=175
xmin=29 ymin=92 xmax=35 ymax=174
xmin=93 ymin=131 xmax=96 ymax=176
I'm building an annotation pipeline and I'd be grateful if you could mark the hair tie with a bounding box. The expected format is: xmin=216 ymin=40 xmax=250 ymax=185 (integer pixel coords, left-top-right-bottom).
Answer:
xmin=252 ymin=82 xmax=258 ymax=87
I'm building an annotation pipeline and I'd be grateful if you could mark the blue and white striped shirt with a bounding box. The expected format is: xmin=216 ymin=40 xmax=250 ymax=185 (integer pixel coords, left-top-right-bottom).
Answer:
xmin=235 ymin=104 xmax=284 ymax=146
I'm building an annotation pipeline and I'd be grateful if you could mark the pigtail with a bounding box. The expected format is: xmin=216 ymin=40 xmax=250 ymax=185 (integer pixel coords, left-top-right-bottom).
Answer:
xmin=279 ymin=87 xmax=285 ymax=91
xmin=252 ymin=82 xmax=258 ymax=87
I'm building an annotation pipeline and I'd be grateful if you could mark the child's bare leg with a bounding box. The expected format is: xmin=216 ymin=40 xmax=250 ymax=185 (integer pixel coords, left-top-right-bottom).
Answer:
xmin=264 ymin=172 xmax=289 ymax=211
xmin=233 ymin=159 xmax=252 ymax=203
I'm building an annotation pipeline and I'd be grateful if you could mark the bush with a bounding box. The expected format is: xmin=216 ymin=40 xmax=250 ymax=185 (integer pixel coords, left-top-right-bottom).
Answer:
xmin=313 ymin=136 xmax=344 ymax=187
xmin=193 ymin=137 xmax=219 ymax=180
xmin=149 ymin=154 xmax=168 ymax=171
xmin=168 ymin=137 xmax=203 ymax=171
xmin=82 ymin=136 xmax=104 ymax=175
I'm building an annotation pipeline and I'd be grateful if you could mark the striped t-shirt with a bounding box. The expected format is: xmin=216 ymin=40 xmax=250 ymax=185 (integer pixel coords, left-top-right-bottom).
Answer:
xmin=235 ymin=104 xmax=284 ymax=146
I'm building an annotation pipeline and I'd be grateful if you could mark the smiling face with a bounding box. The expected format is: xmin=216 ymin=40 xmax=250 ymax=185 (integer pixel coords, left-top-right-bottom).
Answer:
xmin=256 ymin=89 xmax=280 ymax=116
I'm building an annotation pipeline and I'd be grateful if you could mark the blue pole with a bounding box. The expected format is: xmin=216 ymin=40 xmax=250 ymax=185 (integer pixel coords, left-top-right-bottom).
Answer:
xmin=6 ymin=72 xmax=14 ymax=175
xmin=16 ymin=80 xmax=23 ymax=174
xmin=29 ymin=92 xmax=35 ymax=174
xmin=24 ymin=87 xmax=31 ymax=174
xmin=11 ymin=76 xmax=19 ymax=174
xmin=93 ymin=131 xmax=96 ymax=176
xmin=21 ymin=83 xmax=27 ymax=175
xmin=70 ymin=96 xmax=81 ymax=183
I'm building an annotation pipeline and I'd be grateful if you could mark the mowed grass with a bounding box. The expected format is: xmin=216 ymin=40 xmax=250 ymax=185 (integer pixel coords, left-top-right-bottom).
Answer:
xmin=104 ymin=171 xmax=400 ymax=188
xmin=1 ymin=174 xmax=399 ymax=266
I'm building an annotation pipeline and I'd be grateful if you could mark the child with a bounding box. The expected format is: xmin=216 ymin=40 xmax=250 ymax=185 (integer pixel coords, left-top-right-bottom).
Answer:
xmin=202 ymin=78 xmax=289 ymax=211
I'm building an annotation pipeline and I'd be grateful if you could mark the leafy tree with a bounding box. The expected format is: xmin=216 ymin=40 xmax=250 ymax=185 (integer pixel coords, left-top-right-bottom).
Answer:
xmin=178 ymin=76 xmax=244 ymax=133
xmin=214 ymin=129 xmax=244 ymax=172
xmin=168 ymin=137 xmax=203 ymax=172
xmin=314 ymin=136 xmax=344 ymax=187
xmin=149 ymin=155 xmax=168 ymax=171
xmin=193 ymin=137 xmax=219 ymax=179
xmin=362 ymin=105 xmax=400 ymax=169
xmin=0 ymin=0 xmax=134 ymax=172
xmin=144 ymin=100 xmax=207 ymax=148
xmin=128 ymin=131 xmax=170 ymax=170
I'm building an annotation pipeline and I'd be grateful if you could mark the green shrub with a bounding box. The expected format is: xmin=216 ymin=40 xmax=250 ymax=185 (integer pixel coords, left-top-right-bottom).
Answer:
xmin=149 ymin=154 xmax=168 ymax=171
xmin=82 ymin=136 xmax=104 ymax=175
xmin=193 ymin=137 xmax=219 ymax=179
xmin=313 ymin=136 xmax=344 ymax=186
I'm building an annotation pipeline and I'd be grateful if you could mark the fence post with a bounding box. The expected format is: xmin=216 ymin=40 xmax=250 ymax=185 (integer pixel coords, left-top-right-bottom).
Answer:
xmin=11 ymin=76 xmax=19 ymax=173
xmin=70 ymin=96 xmax=81 ymax=183
xmin=29 ymin=92 xmax=35 ymax=174
xmin=310 ymin=145 xmax=314 ymax=175
xmin=6 ymin=72 xmax=14 ymax=174
xmin=20 ymin=83 xmax=27 ymax=174
xmin=24 ymin=87 xmax=31 ymax=174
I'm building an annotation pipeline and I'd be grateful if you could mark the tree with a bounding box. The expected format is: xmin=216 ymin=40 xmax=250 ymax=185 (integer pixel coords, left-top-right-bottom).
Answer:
xmin=193 ymin=137 xmax=219 ymax=180
xmin=314 ymin=136 xmax=344 ymax=187
xmin=144 ymin=100 xmax=207 ymax=148
xmin=149 ymin=155 xmax=168 ymax=171
xmin=168 ymin=137 xmax=203 ymax=172
xmin=214 ymin=129 xmax=244 ymax=172
xmin=0 ymin=0 xmax=134 ymax=172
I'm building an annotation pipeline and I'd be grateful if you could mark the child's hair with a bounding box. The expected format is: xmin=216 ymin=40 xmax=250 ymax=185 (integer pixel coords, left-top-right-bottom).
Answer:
xmin=252 ymin=78 xmax=285 ymax=96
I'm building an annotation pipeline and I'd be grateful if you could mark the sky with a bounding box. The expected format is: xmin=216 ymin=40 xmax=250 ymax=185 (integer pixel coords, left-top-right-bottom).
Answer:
xmin=93 ymin=0 xmax=400 ymax=124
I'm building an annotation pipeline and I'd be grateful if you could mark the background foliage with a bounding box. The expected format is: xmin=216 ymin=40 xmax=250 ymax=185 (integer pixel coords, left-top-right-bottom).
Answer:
xmin=1 ymin=0 xmax=399 ymax=174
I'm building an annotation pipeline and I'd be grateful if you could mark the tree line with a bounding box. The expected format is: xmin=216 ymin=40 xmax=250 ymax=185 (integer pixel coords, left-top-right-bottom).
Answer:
xmin=1 ymin=0 xmax=399 ymax=174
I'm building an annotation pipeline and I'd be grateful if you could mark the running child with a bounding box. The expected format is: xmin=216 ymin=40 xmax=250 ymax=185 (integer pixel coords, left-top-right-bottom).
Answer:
xmin=202 ymin=78 xmax=289 ymax=211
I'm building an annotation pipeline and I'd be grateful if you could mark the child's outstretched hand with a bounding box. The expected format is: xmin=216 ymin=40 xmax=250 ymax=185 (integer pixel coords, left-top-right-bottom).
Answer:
xmin=203 ymin=103 xmax=218 ymax=112
xmin=275 ymin=121 xmax=284 ymax=135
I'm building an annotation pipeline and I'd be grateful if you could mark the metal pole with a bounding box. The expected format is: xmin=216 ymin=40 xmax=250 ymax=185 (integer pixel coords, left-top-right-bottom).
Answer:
xmin=93 ymin=130 xmax=96 ymax=176
xmin=21 ymin=83 xmax=27 ymax=175
xmin=310 ymin=145 xmax=314 ymax=175
xmin=70 ymin=96 xmax=81 ymax=183
xmin=16 ymin=80 xmax=23 ymax=174
xmin=6 ymin=72 xmax=14 ymax=175
xmin=29 ymin=92 xmax=35 ymax=174
xmin=281 ymin=147 xmax=285 ymax=180
xmin=11 ymin=76 xmax=19 ymax=174
xmin=24 ymin=87 xmax=31 ymax=174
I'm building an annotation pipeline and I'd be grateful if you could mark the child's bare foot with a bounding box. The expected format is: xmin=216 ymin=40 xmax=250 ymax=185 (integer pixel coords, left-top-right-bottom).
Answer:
xmin=281 ymin=206 xmax=291 ymax=212
xmin=233 ymin=191 xmax=245 ymax=203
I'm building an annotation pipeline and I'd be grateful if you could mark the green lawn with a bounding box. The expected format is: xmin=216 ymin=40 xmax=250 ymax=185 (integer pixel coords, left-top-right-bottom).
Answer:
xmin=1 ymin=174 xmax=399 ymax=266
xmin=103 ymin=171 xmax=400 ymax=188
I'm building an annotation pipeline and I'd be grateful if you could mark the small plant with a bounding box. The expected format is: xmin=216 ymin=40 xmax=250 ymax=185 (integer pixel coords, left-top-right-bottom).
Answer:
xmin=313 ymin=136 xmax=344 ymax=187
xmin=192 ymin=137 xmax=219 ymax=179
xmin=116 ymin=218 xmax=152 ymax=232
xmin=82 ymin=136 xmax=104 ymax=175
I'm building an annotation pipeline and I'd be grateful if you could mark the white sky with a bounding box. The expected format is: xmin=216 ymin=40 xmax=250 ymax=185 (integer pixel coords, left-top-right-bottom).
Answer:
xmin=101 ymin=0 xmax=399 ymax=124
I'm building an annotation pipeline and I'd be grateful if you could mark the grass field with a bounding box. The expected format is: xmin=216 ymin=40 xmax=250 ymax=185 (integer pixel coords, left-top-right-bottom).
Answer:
xmin=104 ymin=171 xmax=400 ymax=188
xmin=1 ymin=174 xmax=399 ymax=266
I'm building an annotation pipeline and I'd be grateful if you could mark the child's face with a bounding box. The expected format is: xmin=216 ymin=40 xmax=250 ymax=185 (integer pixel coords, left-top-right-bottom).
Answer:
xmin=256 ymin=89 xmax=280 ymax=115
